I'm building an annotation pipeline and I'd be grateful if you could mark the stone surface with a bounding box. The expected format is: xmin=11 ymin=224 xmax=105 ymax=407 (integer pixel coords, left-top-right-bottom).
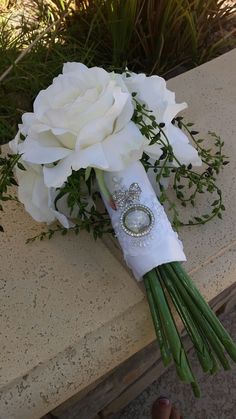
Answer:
xmin=167 ymin=49 xmax=236 ymax=286
xmin=0 ymin=49 xmax=236 ymax=419
xmin=115 ymin=307 xmax=236 ymax=419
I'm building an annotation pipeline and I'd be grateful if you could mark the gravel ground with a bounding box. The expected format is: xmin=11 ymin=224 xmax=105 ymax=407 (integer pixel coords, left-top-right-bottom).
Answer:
xmin=115 ymin=307 xmax=236 ymax=419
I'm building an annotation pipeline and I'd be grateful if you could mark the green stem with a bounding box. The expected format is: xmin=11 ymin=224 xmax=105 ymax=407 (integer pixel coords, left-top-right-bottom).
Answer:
xmin=144 ymin=270 xmax=199 ymax=392
xmin=171 ymin=262 xmax=236 ymax=362
xmin=95 ymin=169 xmax=112 ymax=204
xmin=158 ymin=265 xmax=215 ymax=373
xmin=144 ymin=276 xmax=171 ymax=367
xmin=164 ymin=264 xmax=231 ymax=370
xmin=209 ymin=351 xmax=219 ymax=374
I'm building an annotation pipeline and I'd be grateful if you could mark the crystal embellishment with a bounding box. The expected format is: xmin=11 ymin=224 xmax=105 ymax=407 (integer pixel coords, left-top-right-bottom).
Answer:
xmin=112 ymin=179 xmax=155 ymax=238
xmin=112 ymin=182 xmax=141 ymax=209
xmin=121 ymin=204 xmax=155 ymax=237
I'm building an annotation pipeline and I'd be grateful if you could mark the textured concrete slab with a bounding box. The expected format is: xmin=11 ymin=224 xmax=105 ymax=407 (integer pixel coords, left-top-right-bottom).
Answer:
xmin=167 ymin=49 xmax=236 ymax=280
xmin=0 ymin=49 xmax=236 ymax=419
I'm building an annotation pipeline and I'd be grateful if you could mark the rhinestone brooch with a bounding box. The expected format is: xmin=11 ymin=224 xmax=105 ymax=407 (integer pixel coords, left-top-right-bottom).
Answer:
xmin=121 ymin=204 xmax=155 ymax=237
xmin=112 ymin=179 xmax=155 ymax=238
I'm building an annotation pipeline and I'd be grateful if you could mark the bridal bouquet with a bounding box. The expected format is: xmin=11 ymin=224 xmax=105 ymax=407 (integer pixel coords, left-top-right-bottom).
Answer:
xmin=1 ymin=63 xmax=236 ymax=396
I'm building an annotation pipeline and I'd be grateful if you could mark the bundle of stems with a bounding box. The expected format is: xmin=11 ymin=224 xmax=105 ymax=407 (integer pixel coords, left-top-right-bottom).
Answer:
xmin=144 ymin=261 xmax=236 ymax=397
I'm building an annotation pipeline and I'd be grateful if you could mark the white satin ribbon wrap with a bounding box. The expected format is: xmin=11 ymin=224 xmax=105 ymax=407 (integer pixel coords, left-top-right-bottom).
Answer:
xmin=103 ymin=161 xmax=186 ymax=280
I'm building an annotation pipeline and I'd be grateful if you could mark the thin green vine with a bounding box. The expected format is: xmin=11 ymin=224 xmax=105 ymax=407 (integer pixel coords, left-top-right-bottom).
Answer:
xmin=132 ymin=96 xmax=228 ymax=229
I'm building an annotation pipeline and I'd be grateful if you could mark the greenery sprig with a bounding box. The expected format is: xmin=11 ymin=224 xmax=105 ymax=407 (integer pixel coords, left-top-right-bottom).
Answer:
xmin=26 ymin=168 xmax=113 ymax=243
xmin=132 ymin=95 xmax=228 ymax=229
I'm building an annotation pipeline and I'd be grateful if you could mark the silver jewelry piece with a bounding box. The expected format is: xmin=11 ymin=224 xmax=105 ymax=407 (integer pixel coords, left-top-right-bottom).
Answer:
xmin=112 ymin=182 xmax=141 ymax=209
xmin=121 ymin=204 xmax=155 ymax=237
xmin=112 ymin=180 xmax=155 ymax=237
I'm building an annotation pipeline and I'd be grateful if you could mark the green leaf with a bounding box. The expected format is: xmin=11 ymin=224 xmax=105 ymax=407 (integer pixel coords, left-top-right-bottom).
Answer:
xmin=17 ymin=162 xmax=26 ymax=171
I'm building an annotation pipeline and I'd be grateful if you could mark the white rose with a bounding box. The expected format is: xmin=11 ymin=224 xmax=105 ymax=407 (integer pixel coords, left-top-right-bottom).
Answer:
xmin=122 ymin=72 xmax=202 ymax=167
xmin=14 ymin=63 xmax=144 ymax=188
xmin=16 ymin=163 xmax=71 ymax=227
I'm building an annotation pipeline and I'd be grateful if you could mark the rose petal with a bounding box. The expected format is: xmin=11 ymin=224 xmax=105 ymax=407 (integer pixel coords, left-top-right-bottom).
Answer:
xmin=9 ymin=130 xmax=21 ymax=153
xmin=21 ymin=139 xmax=72 ymax=164
xmin=162 ymin=102 xmax=187 ymax=124
xmin=123 ymin=72 xmax=187 ymax=124
xmin=76 ymin=86 xmax=131 ymax=148
xmin=102 ymin=122 xmax=144 ymax=171
xmin=16 ymin=165 xmax=55 ymax=223
xmin=144 ymin=142 xmax=163 ymax=161
xmin=166 ymin=124 xmax=202 ymax=166
xmin=43 ymin=144 xmax=109 ymax=188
